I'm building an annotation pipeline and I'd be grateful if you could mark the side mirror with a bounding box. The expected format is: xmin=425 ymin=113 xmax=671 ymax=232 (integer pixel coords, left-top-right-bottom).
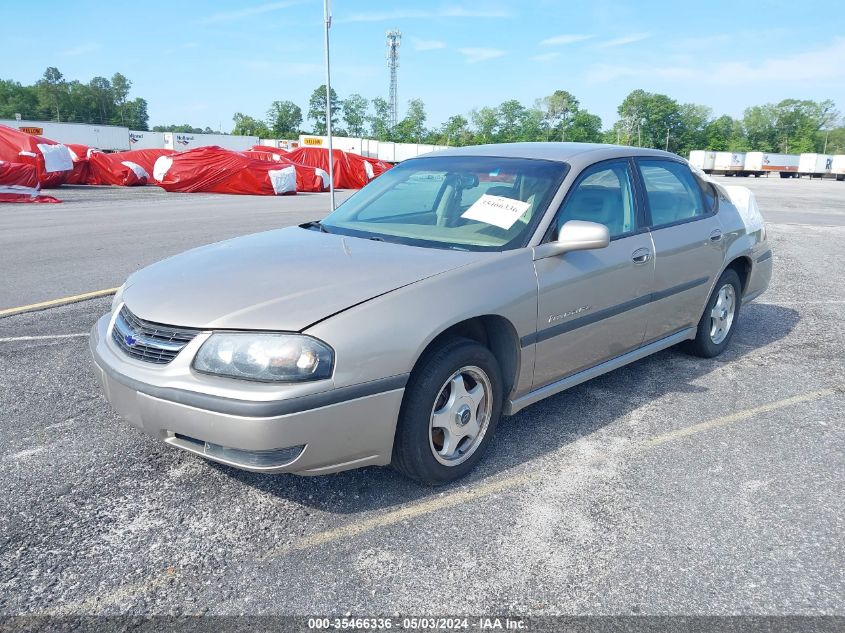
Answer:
xmin=534 ymin=220 xmax=610 ymax=260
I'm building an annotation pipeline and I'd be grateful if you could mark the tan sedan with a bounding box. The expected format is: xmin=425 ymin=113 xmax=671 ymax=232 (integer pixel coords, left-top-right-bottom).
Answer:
xmin=90 ymin=143 xmax=772 ymax=484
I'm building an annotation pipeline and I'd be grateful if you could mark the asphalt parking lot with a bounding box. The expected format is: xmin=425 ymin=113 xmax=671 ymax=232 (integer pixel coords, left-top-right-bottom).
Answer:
xmin=1 ymin=177 xmax=843 ymax=617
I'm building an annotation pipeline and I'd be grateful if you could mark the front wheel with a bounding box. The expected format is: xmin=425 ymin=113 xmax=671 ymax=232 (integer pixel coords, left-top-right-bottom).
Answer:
xmin=392 ymin=337 xmax=503 ymax=485
xmin=682 ymin=269 xmax=742 ymax=358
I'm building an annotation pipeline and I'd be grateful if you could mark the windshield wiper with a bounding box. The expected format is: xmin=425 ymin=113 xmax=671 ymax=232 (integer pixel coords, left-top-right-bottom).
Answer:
xmin=301 ymin=220 xmax=330 ymax=234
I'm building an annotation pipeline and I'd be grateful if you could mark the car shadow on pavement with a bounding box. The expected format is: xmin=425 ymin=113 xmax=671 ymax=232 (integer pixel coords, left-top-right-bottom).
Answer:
xmin=212 ymin=302 xmax=799 ymax=515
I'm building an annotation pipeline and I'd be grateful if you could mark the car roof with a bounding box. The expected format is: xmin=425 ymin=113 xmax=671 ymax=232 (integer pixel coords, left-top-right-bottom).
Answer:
xmin=421 ymin=142 xmax=682 ymax=171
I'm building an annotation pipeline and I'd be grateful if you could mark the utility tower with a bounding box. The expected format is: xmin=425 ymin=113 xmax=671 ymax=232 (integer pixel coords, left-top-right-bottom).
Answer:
xmin=386 ymin=29 xmax=401 ymax=129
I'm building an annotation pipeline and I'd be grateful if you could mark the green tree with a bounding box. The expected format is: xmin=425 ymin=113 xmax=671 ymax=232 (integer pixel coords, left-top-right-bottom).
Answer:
xmin=36 ymin=67 xmax=66 ymax=121
xmin=307 ymin=84 xmax=341 ymax=135
xmin=471 ymin=106 xmax=499 ymax=144
xmin=703 ymin=115 xmax=737 ymax=151
xmin=439 ymin=114 xmax=470 ymax=145
xmin=88 ymin=76 xmax=113 ymax=124
xmin=496 ymin=99 xmax=526 ymax=142
xmin=673 ymin=103 xmax=711 ymax=155
xmin=519 ymin=107 xmax=547 ymax=142
xmin=342 ymin=93 xmax=368 ymax=137
xmin=266 ymin=100 xmax=302 ymax=138
xmin=617 ymin=89 xmax=682 ymax=150
xmin=566 ymin=110 xmax=603 ymax=143
xmin=541 ymin=90 xmax=579 ymax=141
xmin=394 ymin=98 xmax=427 ymax=142
xmin=126 ymin=98 xmax=149 ymax=130
xmin=232 ymin=112 xmax=270 ymax=137
xmin=111 ymin=72 xmax=131 ymax=125
xmin=823 ymin=125 xmax=845 ymax=153
xmin=368 ymin=97 xmax=392 ymax=141
xmin=0 ymin=80 xmax=40 ymax=119
xmin=153 ymin=124 xmax=192 ymax=132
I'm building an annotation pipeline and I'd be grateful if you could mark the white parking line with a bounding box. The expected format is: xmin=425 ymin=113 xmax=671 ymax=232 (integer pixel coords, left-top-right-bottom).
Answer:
xmin=0 ymin=333 xmax=89 ymax=343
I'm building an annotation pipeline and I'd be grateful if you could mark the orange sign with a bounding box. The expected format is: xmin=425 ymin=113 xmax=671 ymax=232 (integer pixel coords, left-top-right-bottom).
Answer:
xmin=302 ymin=137 xmax=323 ymax=146
xmin=20 ymin=126 xmax=43 ymax=135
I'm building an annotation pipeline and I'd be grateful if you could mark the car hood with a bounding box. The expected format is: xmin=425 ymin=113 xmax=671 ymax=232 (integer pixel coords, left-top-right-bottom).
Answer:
xmin=121 ymin=226 xmax=490 ymax=331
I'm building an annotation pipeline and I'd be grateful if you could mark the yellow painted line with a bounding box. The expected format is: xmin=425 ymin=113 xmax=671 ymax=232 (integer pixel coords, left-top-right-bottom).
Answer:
xmin=39 ymin=568 xmax=180 ymax=616
xmin=262 ymin=385 xmax=841 ymax=558
xmin=29 ymin=385 xmax=842 ymax=614
xmin=0 ymin=288 xmax=118 ymax=318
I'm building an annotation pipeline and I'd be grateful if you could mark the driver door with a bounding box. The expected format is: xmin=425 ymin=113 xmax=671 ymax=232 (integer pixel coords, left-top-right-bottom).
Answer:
xmin=532 ymin=159 xmax=655 ymax=389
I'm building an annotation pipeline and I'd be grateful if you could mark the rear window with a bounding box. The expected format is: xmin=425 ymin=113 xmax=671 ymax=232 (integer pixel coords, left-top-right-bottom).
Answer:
xmin=695 ymin=174 xmax=718 ymax=213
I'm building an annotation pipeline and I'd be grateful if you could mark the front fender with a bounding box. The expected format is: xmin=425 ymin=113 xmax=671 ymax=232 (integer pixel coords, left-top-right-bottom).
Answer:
xmin=304 ymin=248 xmax=539 ymax=398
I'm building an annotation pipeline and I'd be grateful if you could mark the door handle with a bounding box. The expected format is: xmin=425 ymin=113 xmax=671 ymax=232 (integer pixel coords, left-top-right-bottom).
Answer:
xmin=631 ymin=248 xmax=651 ymax=264
xmin=710 ymin=229 xmax=723 ymax=242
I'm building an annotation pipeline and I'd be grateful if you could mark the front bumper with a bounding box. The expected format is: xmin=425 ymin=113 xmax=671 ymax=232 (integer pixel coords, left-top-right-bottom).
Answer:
xmin=90 ymin=314 xmax=405 ymax=474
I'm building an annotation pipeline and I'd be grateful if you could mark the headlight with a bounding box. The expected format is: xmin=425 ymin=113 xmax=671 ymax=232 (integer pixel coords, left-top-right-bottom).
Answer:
xmin=111 ymin=283 xmax=126 ymax=313
xmin=193 ymin=333 xmax=334 ymax=383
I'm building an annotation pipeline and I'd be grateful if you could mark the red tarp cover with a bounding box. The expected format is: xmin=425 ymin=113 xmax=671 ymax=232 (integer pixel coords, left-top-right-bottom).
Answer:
xmin=0 ymin=160 xmax=38 ymax=187
xmin=65 ymin=143 xmax=93 ymax=184
xmin=0 ymin=161 xmax=60 ymax=203
xmin=243 ymin=150 xmax=327 ymax=193
xmin=0 ymin=124 xmax=72 ymax=188
xmin=284 ymin=147 xmax=363 ymax=189
xmin=250 ymin=145 xmax=288 ymax=155
xmin=86 ymin=151 xmax=149 ymax=186
xmin=284 ymin=147 xmax=391 ymax=189
xmin=106 ymin=149 xmax=176 ymax=185
xmin=153 ymin=146 xmax=298 ymax=195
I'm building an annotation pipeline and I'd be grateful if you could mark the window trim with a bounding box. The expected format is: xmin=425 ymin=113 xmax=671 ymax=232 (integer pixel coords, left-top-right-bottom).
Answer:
xmin=633 ymin=157 xmax=718 ymax=231
xmin=542 ymin=157 xmax=647 ymax=244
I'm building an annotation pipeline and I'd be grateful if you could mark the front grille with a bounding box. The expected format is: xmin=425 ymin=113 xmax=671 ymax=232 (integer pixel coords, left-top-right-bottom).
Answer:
xmin=111 ymin=305 xmax=201 ymax=365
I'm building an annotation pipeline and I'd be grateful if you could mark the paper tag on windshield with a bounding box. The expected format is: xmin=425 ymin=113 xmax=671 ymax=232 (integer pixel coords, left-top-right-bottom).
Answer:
xmin=461 ymin=194 xmax=530 ymax=230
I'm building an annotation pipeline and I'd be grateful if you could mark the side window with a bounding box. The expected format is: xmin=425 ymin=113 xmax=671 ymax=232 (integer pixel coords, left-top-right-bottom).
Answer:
xmin=555 ymin=162 xmax=636 ymax=239
xmin=639 ymin=160 xmax=705 ymax=227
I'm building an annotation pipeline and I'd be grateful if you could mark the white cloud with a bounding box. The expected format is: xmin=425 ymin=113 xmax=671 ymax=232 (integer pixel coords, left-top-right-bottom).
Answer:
xmin=410 ymin=37 xmax=447 ymax=51
xmin=62 ymin=43 xmax=100 ymax=57
xmin=458 ymin=48 xmax=507 ymax=63
xmin=586 ymin=38 xmax=845 ymax=86
xmin=597 ymin=32 xmax=651 ymax=48
xmin=342 ymin=7 xmax=510 ymax=23
xmin=539 ymin=34 xmax=594 ymax=47
xmin=201 ymin=0 xmax=305 ymax=24
xmin=532 ymin=52 xmax=561 ymax=63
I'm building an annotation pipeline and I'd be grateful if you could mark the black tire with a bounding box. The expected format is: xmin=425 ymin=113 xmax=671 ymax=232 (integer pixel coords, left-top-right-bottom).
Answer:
xmin=392 ymin=337 xmax=503 ymax=485
xmin=682 ymin=268 xmax=742 ymax=358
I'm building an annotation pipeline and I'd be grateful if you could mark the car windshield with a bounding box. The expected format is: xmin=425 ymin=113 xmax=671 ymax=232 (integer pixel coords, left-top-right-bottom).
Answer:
xmin=320 ymin=155 xmax=568 ymax=251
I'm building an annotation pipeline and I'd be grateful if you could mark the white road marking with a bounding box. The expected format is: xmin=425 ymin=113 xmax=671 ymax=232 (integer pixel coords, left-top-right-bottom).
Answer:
xmin=0 ymin=333 xmax=89 ymax=343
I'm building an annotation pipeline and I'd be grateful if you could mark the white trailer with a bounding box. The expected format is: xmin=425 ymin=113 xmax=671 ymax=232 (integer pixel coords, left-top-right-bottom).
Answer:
xmin=163 ymin=132 xmax=258 ymax=152
xmin=128 ymin=130 xmax=166 ymax=149
xmin=688 ymin=150 xmax=716 ymax=172
xmin=743 ymin=152 xmax=800 ymax=178
xmin=798 ymin=153 xmax=833 ymax=178
xmin=831 ymin=155 xmax=845 ymax=181
xmin=0 ymin=119 xmax=130 ymax=150
xmin=712 ymin=151 xmax=746 ymax=175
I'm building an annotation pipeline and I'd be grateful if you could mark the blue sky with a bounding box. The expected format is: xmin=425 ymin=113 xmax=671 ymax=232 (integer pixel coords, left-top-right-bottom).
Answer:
xmin=3 ymin=0 xmax=844 ymax=132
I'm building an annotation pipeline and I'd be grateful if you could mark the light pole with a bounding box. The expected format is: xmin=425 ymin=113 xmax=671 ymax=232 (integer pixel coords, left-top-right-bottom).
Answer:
xmin=323 ymin=0 xmax=336 ymax=211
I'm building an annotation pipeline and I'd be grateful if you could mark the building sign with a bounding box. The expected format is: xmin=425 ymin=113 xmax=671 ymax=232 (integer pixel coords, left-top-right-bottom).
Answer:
xmin=20 ymin=126 xmax=43 ymax=135
xmin=302 ymin=137 xmax=323 ymax=146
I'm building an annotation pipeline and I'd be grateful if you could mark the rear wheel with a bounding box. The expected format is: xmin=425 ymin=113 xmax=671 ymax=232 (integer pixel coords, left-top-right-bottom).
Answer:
xmin=682 ymin=269 xmax=742 ymax=358
xmin=392 ymin=337 xmax=502 ymax=485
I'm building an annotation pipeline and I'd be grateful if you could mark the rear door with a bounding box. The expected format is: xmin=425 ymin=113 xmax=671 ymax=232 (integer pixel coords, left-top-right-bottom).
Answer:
xmin=532 ymin=159 xmax=654 ymax=389
xmin=634 ymin=159 xmax=724 ymax=342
